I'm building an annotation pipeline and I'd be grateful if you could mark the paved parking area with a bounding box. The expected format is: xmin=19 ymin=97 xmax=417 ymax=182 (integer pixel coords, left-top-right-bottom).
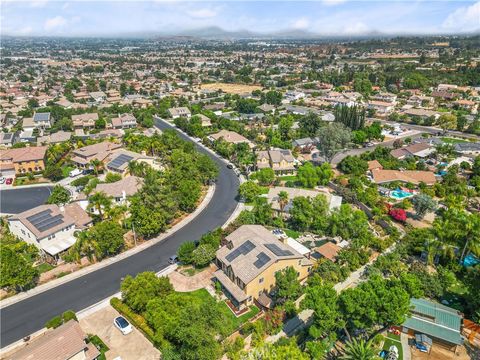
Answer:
xmin=79 ymin=306 xmax=160 ymax=360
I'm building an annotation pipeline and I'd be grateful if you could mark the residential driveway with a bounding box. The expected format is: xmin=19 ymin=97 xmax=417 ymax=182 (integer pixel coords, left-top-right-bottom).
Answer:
xmin=79 ymin=306 xmax=160 ymax=360
xmin=168 ymin=264 xmax=216 ymax=292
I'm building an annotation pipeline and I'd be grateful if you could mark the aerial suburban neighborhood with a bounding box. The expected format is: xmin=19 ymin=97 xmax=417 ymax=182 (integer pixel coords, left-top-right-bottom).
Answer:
xmin=0 ymin=1 xmax=479 ymax=360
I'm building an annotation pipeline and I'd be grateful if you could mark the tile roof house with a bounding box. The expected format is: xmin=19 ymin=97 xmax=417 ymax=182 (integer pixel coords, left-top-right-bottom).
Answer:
xmin=5 ymin=320 xmax=100 ymax=360
xmin=371 ymin=169 xmax=437 ymax=186
xmin=402 ymin=298 xmax=463 ymax=348
xmin=72 ymin=113 xmax=98 ymax=129
xmin=33 ymin=112 xmax=53 ymax=129
xmin=37 ymin=131 xmax=72 ymax=145
xmin=93 ymin=176 xmax=143 ymax=204
xmin=105 ymin=149 xmax=158 ymax=175
xmin=8 ymin=204 xmax=92 ymax=259
xmin=256 ymin=150 xmax=296 ymax=174
xmin=111 ymin=113 xmax=137 ymax=129
xmin=312 ymin=241 xmax=342 ymax=262
xmin=390 ymin=143 xmax=435 ymax=159
xmin=215 ymin=225 xmax=313 ymax=310
xmin=71 ymin=142 xmax=122 ymax=168
xmin=208 ymin=130 xmax=254 ymax=148
xmin=0 ymin=146 xmax=47 ymax=175
xmin=168 ymin=107 xmax=191 ymax=119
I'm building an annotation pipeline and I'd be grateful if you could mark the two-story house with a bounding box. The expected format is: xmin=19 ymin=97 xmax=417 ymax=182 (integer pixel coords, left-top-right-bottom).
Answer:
xmin=33 ymin=112 xmax=53 ymax=129
xmin=8 ymin=203 xmax=92 ymax=261
xmin=214 ymin=225 xmax=312 ymax=310
xmin=0 ymin=146 xmax=47 ymax=175
xmin=256 ymin=149 xmax=296 ymax=175
xmin=72 ymin=113 xmax=98 ymax=130
xmin=111 ymin=113 xmax=137 ymax=129
xmin=168 ymin=107 xmax=191 ymax=119
xmin=70 ymin=142 xmax=122 ymax=168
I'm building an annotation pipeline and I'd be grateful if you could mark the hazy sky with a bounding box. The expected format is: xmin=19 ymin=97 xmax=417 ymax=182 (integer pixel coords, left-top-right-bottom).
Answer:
xmin=1 ymin=0 xmax=479 ymax=37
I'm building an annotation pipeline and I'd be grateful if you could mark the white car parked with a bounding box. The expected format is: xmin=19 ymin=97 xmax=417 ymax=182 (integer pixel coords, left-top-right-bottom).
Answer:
xmin=114 ymin=316 xmax=132 ymax=335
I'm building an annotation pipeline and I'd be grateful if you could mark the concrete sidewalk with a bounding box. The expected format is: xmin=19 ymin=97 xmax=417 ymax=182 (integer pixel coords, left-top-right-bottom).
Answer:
xmin=0 ymin=184 xmax=215 ymax=309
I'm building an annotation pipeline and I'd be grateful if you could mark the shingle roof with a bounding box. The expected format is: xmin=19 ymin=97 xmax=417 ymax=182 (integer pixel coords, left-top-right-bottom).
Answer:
xmin=94 ymin=176 xmax=143 ymax=198
xmin=403 ymin=298 xmax=463 ymax=345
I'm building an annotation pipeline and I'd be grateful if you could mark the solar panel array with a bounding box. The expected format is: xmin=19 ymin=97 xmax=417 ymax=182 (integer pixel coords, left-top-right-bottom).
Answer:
xmin=265 ymin=243 xmax=294 ymax=257
xmin=108 ymin=154 xmax=134 ymax=170
xmin=254 ymin=252 xmax=271 ymax=269
xmin=226 ymin=240 xmax=255 ymax=262
xmin=27 ymin=209 xmax=65 ymax=233
xmin=33 ymin=112 xmax=50 ymax=122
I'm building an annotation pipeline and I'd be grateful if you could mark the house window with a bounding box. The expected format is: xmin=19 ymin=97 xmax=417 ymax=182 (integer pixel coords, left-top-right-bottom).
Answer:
xmin=259 ymin=277 xmax=264 ymax=284
xmin=21 ymin=229 xmax=26 ymax=235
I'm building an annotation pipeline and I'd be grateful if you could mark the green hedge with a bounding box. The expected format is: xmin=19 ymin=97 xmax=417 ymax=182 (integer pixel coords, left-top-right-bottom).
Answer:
xmin=109 ymin=297 xmax=155 ymax=343
xmin=45 ymin=310 xmax=78 ymax=329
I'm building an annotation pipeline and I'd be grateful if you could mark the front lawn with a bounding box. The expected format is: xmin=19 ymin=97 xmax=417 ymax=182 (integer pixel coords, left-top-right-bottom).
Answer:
xmin=278 ymin=175 xmax=298 ymax=182
xmin=219 ymin=301 xmax=260 ymax=330
xmin=440 ymin=137 xmax=469 ymax=144
xmin=382 ymin=335 xmax=403 ymax=360
xmin=61 ymin=165 xmax=75 ymax=178
xmin=178 ymin=289 xmax=259 ymax=331
xmin=284 ymin=229 xmax=300 ymax=239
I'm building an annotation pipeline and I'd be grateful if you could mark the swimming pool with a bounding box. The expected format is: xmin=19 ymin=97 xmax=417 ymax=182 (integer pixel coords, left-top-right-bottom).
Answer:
xmin=463 ymin=254 xmax=479 ymax=267
xmin=390 ymin=189 xmax=414 ymax=200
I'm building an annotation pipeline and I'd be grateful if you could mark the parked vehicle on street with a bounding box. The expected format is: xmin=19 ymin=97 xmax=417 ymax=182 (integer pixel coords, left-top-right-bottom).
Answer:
xmin=6 ymin=178 xmax=13 ymax=185
xmin=0 ymin=177 xmax=5 ymax=184
xmin=168 ymin=255 xmax=179 ymax=264
xmin=114 ymin=316 xmax=132 ymax=335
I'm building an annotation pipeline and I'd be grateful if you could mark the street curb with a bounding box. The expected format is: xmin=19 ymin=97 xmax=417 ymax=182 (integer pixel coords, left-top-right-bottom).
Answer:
xmin=0 ymin=265 xmax=179 ymax=356
xmin=0 ymin=184 xmax=216 ymax=309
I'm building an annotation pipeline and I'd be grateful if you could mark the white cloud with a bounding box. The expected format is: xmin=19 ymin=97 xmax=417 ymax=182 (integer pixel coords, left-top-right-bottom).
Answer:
xmin=291 ymin=17 xmax=310 ymax=30
xmin=44 ymin=16 xmax=67 ymax=31
xmin=322 ymin=0 xmax=347 ymax=7
xmin=30 ymin=0 xmax=48 ymax=8
xmin=443 ymin=1 xmax=480 ymax=32
xmin=187 ymin=8 xmax=218 ymax=19
xmin=343 ymin=21 xmax=370 ymax=34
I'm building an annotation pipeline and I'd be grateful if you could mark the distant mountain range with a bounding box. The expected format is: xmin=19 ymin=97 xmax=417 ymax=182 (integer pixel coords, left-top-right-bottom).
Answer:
xmin=152 ymin=26 xmax=389 ymax=40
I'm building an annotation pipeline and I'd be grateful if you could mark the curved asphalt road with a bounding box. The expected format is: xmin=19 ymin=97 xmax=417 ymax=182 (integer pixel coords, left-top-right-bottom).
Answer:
xmin=0 ymin=186 xmax=52 ymax=214
xmin=0 ymin=119 xmax=240 ymax=347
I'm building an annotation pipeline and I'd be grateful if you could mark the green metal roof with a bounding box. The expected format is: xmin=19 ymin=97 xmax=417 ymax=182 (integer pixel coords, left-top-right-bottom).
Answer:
xmin=403 ymin=298 xmax=463 ymax=345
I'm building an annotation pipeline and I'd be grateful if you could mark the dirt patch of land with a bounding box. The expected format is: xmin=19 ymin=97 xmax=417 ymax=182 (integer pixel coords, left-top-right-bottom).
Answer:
xmin=201 ymin=82 xmax=262 ymax=94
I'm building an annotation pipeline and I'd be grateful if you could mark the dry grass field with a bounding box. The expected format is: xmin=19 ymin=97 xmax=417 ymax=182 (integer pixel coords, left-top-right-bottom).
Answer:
xmin=200 ymin=82 xmax=262 ymax=94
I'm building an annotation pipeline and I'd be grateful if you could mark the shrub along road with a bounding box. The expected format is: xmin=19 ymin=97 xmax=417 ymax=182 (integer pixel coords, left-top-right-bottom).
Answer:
xmin=0 ymin=119 xmax=240 ymax=347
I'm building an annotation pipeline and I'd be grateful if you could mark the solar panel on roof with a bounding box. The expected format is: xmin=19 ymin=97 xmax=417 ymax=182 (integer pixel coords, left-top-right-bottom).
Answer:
xmin=226 ymin=240 xmax=256 ymax=262
xmin=35 ymin=214 xmax=64 ymax=232
xmin=265 ymin=243 xmax=294 ymax=257
xmin=27 ymin=209 xmax=52 ymax=224
xmin=33 ymin=113 xmax=50 ymax=122
xmin=108 ymin=154 xmax=134 ymax=169
xmin=254 ymin=252 xmax=271 ymax=269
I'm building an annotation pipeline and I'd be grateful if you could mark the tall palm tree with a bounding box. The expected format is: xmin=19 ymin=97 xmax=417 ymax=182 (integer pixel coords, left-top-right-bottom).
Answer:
xmin=340 ymin=338 xmax=379 ymax=360
xmin=71 ymin=231 xmax=100 ymax=263
xmin=88 ymin=191 xmax=112 ymax=220
xmin=89 ymin=159 xmax=102 ymax=176
xmin=278 ymin=191 xmax=289 ymax=212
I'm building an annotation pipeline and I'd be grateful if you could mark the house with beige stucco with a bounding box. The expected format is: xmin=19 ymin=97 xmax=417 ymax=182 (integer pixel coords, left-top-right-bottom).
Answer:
xmin=214 ymin=225 xmax=312 ymax=310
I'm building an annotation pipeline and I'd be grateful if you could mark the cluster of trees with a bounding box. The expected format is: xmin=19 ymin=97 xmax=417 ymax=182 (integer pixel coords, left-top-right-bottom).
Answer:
xmin=127 ymin=131 xmax=218 ymax=238
xmin=0 ymin=221 xmax=39 ymax=292
xmin=119 ymin=272 xmax=245 ymax=360
xmin=66 ymin=221 xmax=125 ymax=262
xmin=302 ymin=275 xmax=411 ymax=344
xmin=334 ymin=105 xmax=365 ymax=131
xmin=177 ymin=229 xmax=223 ymax=268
